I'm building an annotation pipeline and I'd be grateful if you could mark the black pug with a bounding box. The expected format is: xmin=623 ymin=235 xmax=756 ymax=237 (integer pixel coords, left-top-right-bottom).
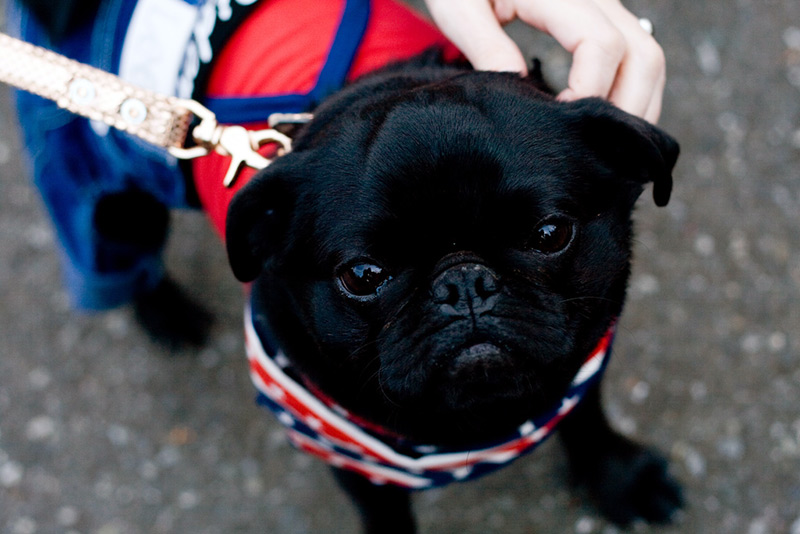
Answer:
xmin=12 ymin=1 xmax=681 ymax=531
xmin=226 ymin=55 xmax=682 ymax=533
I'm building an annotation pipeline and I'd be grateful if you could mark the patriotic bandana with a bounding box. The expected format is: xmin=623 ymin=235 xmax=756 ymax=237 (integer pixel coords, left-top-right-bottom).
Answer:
xmin=245 ymin=304 xmax=615 ymax=490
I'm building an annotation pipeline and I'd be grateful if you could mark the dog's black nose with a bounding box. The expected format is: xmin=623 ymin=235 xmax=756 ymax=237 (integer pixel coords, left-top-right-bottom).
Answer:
xmin=432 ymin=263 xmax=500 ymax=317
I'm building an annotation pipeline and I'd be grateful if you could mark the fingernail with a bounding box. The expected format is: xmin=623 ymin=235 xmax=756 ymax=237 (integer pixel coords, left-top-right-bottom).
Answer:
xmin=557 ymin=88 xmax=577 ymax=102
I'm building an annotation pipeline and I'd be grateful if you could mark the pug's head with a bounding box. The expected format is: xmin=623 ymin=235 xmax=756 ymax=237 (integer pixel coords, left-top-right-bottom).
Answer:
xmin=226 ymin=65 xmax=678 ymax=446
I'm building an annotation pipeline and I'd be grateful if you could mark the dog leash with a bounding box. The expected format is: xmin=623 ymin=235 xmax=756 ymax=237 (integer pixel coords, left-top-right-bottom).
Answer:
xmin=0 ymin=32 xmax=310 ymax=187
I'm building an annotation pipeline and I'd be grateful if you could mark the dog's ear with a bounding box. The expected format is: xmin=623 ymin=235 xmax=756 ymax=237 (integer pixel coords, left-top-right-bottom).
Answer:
xmin=225 ymin=164 xmax=297 ymax=283
xmin=567 ymin=98 xmax=679 ymax=207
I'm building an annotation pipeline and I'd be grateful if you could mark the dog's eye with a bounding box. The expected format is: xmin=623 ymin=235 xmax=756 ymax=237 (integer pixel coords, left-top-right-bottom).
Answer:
xmin=530 ymin=218 xmax=574 ymax=254
xmin=338 ymin=263 xmax=392 ymax=298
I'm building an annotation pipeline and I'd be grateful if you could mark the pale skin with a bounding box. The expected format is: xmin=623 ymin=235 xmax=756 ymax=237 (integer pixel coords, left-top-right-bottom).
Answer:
xmin=424 ymin=0 xmax=666 ymax=123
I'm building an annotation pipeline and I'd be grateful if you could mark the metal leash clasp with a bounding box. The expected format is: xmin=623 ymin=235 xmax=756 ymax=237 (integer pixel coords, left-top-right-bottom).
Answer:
xmin=215 ymin=126 xmax=293 ymax=187
xmin=168 ymin=99 xmax=295 ymax=188
xmin=0 ymin=31 xmax=306 ymax=188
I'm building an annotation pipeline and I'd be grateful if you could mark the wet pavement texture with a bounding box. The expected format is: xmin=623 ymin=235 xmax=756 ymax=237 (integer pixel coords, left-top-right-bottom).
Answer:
xmin=1 ymin=0 xmax=799 ymax=533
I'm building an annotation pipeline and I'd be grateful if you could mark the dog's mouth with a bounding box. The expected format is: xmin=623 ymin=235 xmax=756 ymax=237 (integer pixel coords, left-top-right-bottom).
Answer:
xmin=449 ymin=342 xmax=508 ymax=375
xmin=374 ymin=329 xmax=577 ymax=443
xmin=440 ymin=341 xmax=532 ymax=407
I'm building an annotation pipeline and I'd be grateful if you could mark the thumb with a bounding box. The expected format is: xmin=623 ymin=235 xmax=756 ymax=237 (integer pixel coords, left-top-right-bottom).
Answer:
xmin=424 ymin=0 xmax=528 ymax=74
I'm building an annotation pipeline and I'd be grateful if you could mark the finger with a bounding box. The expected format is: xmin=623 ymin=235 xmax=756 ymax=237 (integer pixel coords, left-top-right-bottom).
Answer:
xmin=594 ymin=9 xmax=666 ymax=120
xmin=585 ymin=0 xmax=667 ymax=122
xmin=513 ymin=0 xmax=627 ymax=99
xmin=608 ymin=53 xmax=665 ymax=121
xmin=561 ymin=27 xmax=626 ymax=100
xmin=490 ymin=0 xmax=518 ymax=24
xmin=642 ymin=76 xmax=664 ymax=123
xmin=424 ymin=0 xmax=528 ymax=74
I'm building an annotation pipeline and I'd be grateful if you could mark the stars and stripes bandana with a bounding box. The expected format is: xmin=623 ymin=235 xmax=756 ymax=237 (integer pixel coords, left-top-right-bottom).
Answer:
xmin=244 ymin=304 xmax=615 ymax=490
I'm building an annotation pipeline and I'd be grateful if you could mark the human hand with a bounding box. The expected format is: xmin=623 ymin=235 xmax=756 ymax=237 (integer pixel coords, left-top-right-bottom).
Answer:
xmin=423 ymin=0 xmax=666 ymax=123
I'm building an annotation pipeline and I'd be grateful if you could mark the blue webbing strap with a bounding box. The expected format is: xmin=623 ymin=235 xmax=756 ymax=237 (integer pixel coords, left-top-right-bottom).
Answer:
xmin=308 ymin=0 xmax=370 ymax=104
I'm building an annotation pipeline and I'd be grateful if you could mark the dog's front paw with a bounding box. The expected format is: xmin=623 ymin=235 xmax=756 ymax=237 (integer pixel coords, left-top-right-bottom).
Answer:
xmin=583 ymin=441 xmax=684 ymax=527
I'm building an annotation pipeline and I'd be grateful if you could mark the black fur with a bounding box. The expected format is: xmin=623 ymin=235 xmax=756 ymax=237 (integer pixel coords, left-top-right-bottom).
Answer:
xmin=560 ymin=385 xmax=684 ymax=526
xmin=227 ymin=56 xmax=681 ymax=532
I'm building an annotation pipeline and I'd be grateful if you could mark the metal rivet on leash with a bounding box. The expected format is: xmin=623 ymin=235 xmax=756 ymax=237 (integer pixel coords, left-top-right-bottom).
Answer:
xmin=120 ymin=98 xmax=148 ymax=125
xmin=68 ymin=78 xmax=95 ymax=105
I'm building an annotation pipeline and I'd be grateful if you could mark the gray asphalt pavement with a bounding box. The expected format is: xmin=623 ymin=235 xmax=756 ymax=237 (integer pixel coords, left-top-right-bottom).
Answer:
xmin=2 ymin=1 xmax=800 ymax=533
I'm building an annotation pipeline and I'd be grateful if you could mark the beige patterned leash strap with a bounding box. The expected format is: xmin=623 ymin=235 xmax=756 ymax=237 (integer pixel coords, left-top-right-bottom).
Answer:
xmin=0 ymin=32 xmax=310 ymax=187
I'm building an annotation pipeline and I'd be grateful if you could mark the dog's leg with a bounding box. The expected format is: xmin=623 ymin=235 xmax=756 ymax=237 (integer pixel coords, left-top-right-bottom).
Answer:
xmin=558 ymin=384 xmax=684 ymax=526
xmin=331 ymin=467 xmax=416 ymax=534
